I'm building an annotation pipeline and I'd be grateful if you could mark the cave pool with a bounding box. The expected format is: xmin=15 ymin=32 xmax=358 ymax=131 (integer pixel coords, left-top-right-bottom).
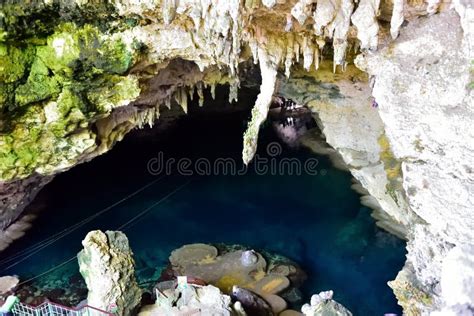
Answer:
xmin=0 ymin=90 xmax=407 ymax=315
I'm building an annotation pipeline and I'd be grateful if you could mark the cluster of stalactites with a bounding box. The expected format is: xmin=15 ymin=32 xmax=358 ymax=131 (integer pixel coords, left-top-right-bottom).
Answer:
xmin=247 ymin=29 xmax=326 ymax=80
xmin=286 ymin=0 xmax=407 ymax=66
xmin=134 ymin=79 xmax=239 ymax=129
xmin=162 ymin=0 xmax=242 ymax=76
xmin=156 ymin=0 xmax=411 ymax=164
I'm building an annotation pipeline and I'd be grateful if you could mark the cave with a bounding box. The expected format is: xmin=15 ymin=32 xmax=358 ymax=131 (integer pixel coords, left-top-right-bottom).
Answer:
xmin=1 ymin=87 xmax=406 ymax=315
xmin=0 ymin=1 xmax=472 ymax=316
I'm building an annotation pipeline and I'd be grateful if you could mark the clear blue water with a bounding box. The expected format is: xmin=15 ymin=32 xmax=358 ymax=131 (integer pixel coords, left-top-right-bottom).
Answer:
xmin=1 ymin=91 xmax=406 ymax=315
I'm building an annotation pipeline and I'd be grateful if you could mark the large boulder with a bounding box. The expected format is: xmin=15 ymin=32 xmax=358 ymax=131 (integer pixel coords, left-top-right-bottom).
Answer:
xmin=77 ymin=230 xmax=142 ymax=316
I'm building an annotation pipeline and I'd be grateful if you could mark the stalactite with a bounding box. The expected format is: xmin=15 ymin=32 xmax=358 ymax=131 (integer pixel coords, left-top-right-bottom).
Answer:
xmin=249 ymin=37 xmax=259 ymax=64
xmin=188 ymin=85 xmax=195 ymax=101
xmin=291 ymin=0 xmax=318 ymax=25
xmin=303 ymin=36 xmax=314 ymax=71
xmin=331 ymin=0 xmax=354 ymax=71
xmin=242 ymin=47 xmax=278 ymax=165
xmin=293 ymin=38 xmax=300 ymax=63
xmin=285 ymin=33 xmax=295 ymax=78
xmin=165 ymin=96 xmax=171 ymax=110
xmin=197 ymin=82 xmax=204 ymax=107
xmin=181 ymin=87 xmax=188 ymax=114
xmin=351 ymin=0 xmax=380 ymax=50
xmin=262 ymin=0 xmax=277 ymax=8
xmin=229 ymin=79 xmax=240 ymax=103
xmin=426 ymin=0 xmax=440 ymax=15
xmin=313 ymin=0 xmax=337 ymax=36
xmin=313 ymin=45 xmax=320 ymax=70
xmin=210 ymin=83 xmax=216 ymax=100
xmin=162 ymin=0 xmax=177 ymax=25
xmin=391 ymin=0 xmax=405 ymax=39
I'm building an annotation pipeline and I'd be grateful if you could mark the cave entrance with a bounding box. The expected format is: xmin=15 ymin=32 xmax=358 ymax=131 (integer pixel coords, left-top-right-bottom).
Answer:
xmin=0 ymin=86 xmax=406 ymax=315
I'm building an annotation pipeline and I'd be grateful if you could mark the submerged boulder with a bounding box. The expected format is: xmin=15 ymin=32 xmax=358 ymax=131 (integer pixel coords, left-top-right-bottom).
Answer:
xmin=231 ymin=286 xmax=273 ymax=316
xmin=77 ymin=230 xmax=142 ymax=316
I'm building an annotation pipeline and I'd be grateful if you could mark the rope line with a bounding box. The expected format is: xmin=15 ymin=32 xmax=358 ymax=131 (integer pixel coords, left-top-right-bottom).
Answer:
xmin=118 ymin=179 xmax=193 ymax=231
xmin=0 ymin=175 xmax=167 ymax=268
xmin=17 ymin=257 xmax=77 ymax=286
xmin=10 ymin=179 xmax=192 ymax=286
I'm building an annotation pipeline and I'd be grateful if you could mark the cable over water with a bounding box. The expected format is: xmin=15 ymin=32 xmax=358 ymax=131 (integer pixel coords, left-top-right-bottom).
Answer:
xmin=8 ymin=178 xmax=192 ymax=287
xmin=0 ymin=175 xmax=168 ymax=270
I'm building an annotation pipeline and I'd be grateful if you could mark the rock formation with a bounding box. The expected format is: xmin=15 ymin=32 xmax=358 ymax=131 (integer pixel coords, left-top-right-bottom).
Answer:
xmin=0 ymin=275 xmax=19 ymax=299
xmin=139 ymin=283 xmax=235 ymax=316
xmin=302 ymin=291 xmax=352 ymax=316
xmin=77 ymin=230 xmax=142 ymax=315
xmin=1 ymin=1 xmax=473 ymax=315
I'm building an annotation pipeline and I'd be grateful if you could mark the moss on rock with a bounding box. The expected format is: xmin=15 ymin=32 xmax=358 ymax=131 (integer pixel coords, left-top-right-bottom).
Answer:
xmin=0 ymin=44 xmax=35 ymax=83
xmin=0 ymin=21 xmax=140 ymax=181
xmin=15 ymin=58 xmax=61 ymax=108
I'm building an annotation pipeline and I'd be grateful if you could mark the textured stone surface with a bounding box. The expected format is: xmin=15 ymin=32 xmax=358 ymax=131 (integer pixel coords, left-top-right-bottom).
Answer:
xmin=357 ymin=9 xmax=474 ymax=314
xmin=0 ymin=275 xmax=19 ymax=296
xmin=139 ymin=284 xmax=234 ymax=315
xmin=0 ymin=2 xmax=473 ymax=315
xmin=77 ymin=230 xmax=142 ymax=316
xmin=301 ymin=291 xmax=353 ymax=316
xmin=278 ymin=62 xmax=418 ymax=239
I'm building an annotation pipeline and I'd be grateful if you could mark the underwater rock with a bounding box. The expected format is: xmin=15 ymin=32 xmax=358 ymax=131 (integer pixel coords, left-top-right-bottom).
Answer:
xmin=241 ymin=250 xmax=259 ymax=267
xmin=231 ymin=286 xmax=273 ymax=316
xmin=260 ymin=293 xmax=288 ymax=314
xmin=167 ymin=243 xmax=298 ymax=306
xmin=170 ymin=243 xmax=219 ymax=267
xmin=280 ymin=287 xmax=303 ymax=304
xmin=77 ymin=230 xmax=142 ymax=316
xmin=249 ymin=275 xmax=290 ymax=295
xmin=301 ymin=291 xmax=352 ymax=316
xmin=169 ymin=244 xmax=266 ymax=293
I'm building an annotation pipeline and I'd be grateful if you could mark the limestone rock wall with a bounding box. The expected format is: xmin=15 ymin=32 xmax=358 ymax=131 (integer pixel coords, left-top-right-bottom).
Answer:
xmin=77 ymin=230 xmax=142 ymax=316
xmin=277 ymin=62 xmax=420 ymax=240
xmin=0 ymin=1 xmax=473 ymax=315
xmin=356 ymin=8 xmax=474 ymax=314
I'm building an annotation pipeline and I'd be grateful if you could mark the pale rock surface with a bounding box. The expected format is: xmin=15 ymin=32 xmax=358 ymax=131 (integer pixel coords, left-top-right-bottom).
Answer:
xmin=438 ymin=244 xmax=474 ymax=314
xmin=278 ymin=63 xmax=417 ymax=239
xmin=358 ymin=8 xmax=474 ymax=314
xmin=139 ymin=284 xmax=235 ymax=316
xmin=77 ymin=230 xmax=142 ymax=316
xmin=0 ymin=276 xmax=19 ymax=296
xmin=301 ymin=291 xmax=352 ymax=316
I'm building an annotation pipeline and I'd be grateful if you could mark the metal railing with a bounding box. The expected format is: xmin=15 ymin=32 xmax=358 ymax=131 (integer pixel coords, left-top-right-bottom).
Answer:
xmin=11 ymin=301 xmax=113 ymax=316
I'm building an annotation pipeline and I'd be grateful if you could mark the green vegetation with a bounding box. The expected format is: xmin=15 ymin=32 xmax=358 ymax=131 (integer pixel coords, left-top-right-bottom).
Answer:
xmin=0 ymin=22 xmax=140 ymax=180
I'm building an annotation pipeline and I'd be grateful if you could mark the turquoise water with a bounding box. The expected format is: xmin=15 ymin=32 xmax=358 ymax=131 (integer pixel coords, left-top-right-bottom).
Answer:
xmin=1 ymin=91 xmax=406 ymax=315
